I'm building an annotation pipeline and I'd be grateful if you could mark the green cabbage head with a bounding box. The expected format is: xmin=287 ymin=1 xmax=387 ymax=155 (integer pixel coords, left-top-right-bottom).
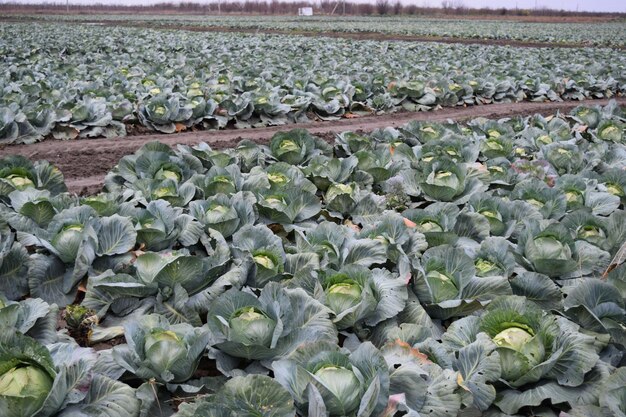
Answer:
xmin=0 ymin=332 xmax=58 ymax=417
xmin=0 ymin=365 xmax=53 ymax=417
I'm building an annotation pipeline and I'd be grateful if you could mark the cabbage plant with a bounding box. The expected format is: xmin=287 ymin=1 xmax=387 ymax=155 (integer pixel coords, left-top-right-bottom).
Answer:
xmin=304 ymin=154 xmax=358 ymax=191
xmin=15 ymin=206 xmax=137 ymax=306
xmin=174 ymin=374 xmax=296 ymax=417
xmin=135 ymin=247 xmax=231 ymax=296
xmin=0 ymin=294 xmax=58 ymax=344
xmin=358 ymin=212 xmax=427 ymax=276
xmin=0 ymin=231 xmax=30 ymax=300
xmin=467 ymin=194 xmax=517 ymax=237
xmin=0 ymin=155 xmax=66 ymax=198
xmin=420 ymin=134 xmax=479 ymax=164
xmin=232 ymin=224 xmax=286 ymax=287
xmin=0 ymin=331 xmax=139 ymax=417
xmin=138 ymin=94 xmax=194 ymax=133
xmin=0 ymin=335 xmax=54 ymax=417
xmin=515 ymin=221 xmax=578 ymax=277
xmin=412 ymin=245 xmax=511 ymax=318
xmin=188 ymin=192 xmax=256 ymax=238
xmin=510 ymin=179 xmax=567 ymax=220
xmin=256 ymin=184 xmax=321 ymax=226
xmin=402 ymin=203 xmax=463 ymax=247
xmin=131 ymin=199 xmax=204 ymax=251
xmin=113 ymin=314 xmax=210 ymax=384
xmin=570 ymin=105 xmax=602 ymax=128
xmin=419 ymin=158 xmax=484 ymax=203
xmin=273 ymin=341 xmax=389 ymax=417
xmin=190 ymin=164 xmax=243 ymax=198
xmin=320 ymin=265 xmax=407 ymax=330
xmin=293 ymin=221 xmax=390 ymax=271
xmin=107 ymin=141 xmax=200 ymax=186
xmin=268 ymin=129 xmax=331 ymax=165
xmin=207 ymin=283 xmax=336 ymax=363
xmin=442 ymin=296 xmax=601 ymax=414
xmin=595 ymin=119 xmax=625 ymax=143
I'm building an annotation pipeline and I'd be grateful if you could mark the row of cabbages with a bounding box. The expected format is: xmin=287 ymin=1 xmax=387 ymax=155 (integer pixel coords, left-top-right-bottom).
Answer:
xmin=0 ymin=102 xmax=625 ymax=416
xmin=1 ymin=23 xmax=625 ymax=144
xmin=14 ymin=14 xmax=626 ymax=47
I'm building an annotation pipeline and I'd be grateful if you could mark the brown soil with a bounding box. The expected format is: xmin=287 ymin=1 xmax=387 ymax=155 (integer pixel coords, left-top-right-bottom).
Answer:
xmin=2 ymin=17 xmax=622 ymax=49
xmin=90 ymin=335 xmax=127 ymax=351
xmin=3 ymin=98 xmax=624 ymax=195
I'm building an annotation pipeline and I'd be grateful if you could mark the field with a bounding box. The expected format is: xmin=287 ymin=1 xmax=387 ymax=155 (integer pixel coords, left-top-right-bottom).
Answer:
xmin=1 ymin=22 xmax=625 ymax=145
xmin=1 ymin=11 xmax=626 ymax=417
xmin=7 ymin=14 xmax=626 ymax=47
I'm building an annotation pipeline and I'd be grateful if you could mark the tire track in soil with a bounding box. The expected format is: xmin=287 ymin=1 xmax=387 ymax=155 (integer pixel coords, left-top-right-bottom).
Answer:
xmin=2 ymin=98 xmax=624 ymax=195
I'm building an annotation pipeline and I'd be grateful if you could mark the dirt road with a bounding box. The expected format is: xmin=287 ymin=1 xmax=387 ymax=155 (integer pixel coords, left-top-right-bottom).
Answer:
xmin=2 ymin=98 xmax=624 ymax=194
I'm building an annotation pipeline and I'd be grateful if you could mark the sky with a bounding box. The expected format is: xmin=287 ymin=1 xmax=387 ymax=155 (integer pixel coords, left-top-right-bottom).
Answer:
xmin=4 ymin=0 xmax=625 ymax=13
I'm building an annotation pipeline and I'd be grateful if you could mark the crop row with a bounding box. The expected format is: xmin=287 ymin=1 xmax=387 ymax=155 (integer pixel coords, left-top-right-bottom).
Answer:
xmin=13 ymin=14 xmax=626 ymax=47
xmin=1 ymin=23 xmax=625 ymax=144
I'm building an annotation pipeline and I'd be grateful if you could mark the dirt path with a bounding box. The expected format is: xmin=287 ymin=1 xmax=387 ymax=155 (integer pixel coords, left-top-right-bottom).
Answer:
xmin=2 ymin=98 xmax=624 ymax=195
xmin=2 ymin=17 xmax=622 ymax=49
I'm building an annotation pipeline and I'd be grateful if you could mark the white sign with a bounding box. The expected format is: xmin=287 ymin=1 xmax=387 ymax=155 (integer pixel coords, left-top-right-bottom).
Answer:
xmin=298 ymin=7 xmax=313 ymax=16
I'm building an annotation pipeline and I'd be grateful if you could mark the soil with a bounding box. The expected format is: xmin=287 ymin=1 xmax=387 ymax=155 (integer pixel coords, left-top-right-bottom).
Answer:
xmin=3 ymin=98 xmax=624 ymax=195
xmin=90 ymin=335 xmax=127 ymax=351
xmin=1 ymin=17 xmax=623 ymax=49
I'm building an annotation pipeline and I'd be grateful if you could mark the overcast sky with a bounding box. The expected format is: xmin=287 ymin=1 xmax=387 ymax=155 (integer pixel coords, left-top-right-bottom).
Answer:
xmin=5 ymin=0 xmax=625 ymax=13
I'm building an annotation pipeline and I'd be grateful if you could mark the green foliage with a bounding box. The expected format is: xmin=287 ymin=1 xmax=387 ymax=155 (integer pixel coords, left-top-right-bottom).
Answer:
xmin=1 ymin=103 xmax=625 ymax=415
xmin=1 ymin=23 xmax=625 ymax=143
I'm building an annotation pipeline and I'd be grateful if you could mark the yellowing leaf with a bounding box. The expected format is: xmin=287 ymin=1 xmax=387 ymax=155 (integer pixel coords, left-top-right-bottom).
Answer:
xmin=457 ymin=372 xmax=470 ymax=391
xmin=403 ymin=217 xmax=417 ymax=228
xmin=575 ymin=124 xmax=588 ymax=132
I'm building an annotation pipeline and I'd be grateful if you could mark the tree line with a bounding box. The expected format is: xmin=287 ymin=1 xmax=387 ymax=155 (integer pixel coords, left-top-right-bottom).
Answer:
xmin=0 ymin=0 xmax=621 ymax=17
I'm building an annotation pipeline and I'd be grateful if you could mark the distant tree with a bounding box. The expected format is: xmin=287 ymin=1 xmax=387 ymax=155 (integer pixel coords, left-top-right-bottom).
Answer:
xmin=269 ymin=0 xmax=278 ymax=14
xmin=376 ymin=0 xmax=389 ymax=15
xmin=393 ymin=0 xmax=402 ymax=15
xmin=0 ymin=0 xmax=621 ymax=17
xmin=404 ymin=4 xmax=417 ymax=14
xmin=320 ymin=0 xmax=332 ymax=13
xmin=441 ymin=0 xmax=464 ymax=12
xmin=359 ymin=3 xmax=375 ymax=15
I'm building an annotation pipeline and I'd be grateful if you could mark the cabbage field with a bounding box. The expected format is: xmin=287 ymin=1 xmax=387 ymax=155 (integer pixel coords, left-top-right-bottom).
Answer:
xmin=12 ymin=14 xmax=626 ymax=47
xmin=1 ymin=100 xmax=626 ymax=416
xmin=2 ymin=11 xmax=626 ymax=417
xmin=1 ymin=23 xmax=625 ymax=144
